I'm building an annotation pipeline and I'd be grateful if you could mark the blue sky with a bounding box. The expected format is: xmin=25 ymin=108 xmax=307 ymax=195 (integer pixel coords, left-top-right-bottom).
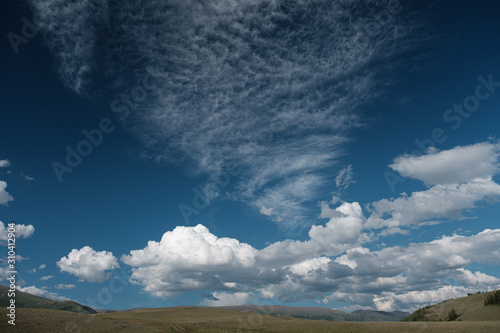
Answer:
xmin=1 ymin=0 xmax=500 ymax=312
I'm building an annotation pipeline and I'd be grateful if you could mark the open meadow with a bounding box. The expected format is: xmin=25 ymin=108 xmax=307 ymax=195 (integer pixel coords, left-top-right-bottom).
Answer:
xmin=1 ymin=306 xmax=500 ymax=333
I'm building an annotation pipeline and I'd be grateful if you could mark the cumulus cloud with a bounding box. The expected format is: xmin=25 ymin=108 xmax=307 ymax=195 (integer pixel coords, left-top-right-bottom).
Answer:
xmin=17 ymin=285 xmax=71 ymax=302
xmin=0 ymin=181 xmax=14 ymax=205
xmin=0 ymin=221 xmax=35 ymax=245
xmin=201 ymin=292 xmax=256 ymax=306
xmin=366 ymin=177 xmax=500 ymax=229
xmin=122 ymin=220 xmax=500 ymax=310
xmin=57 ymin=246 xmax=119 ymax=283
xmin=0 ymin=160 xmax=10 ymax=168
xmin=327 ymin=229 xmax=500 ymax=310
xmin=366 ymin=142 xmax=500 ymax=231
xmin=40 ymin=275 xmax=54 ymax=281
xmin=389 ymin=142 xmax=500 ymax=185
xmin=122 ymin=205 xmax=366 ymax=301
xmin=257 ymin=202 xmax=368 ymax=266
xmin=288 ymin=257 xmax=331 ymax=276
xmin=456 ymin=268 xmax=500 ymax=286
xmin=372 ymin=286 xmax=469 ymax=312
xmin=122 ymin=224 xmax=257 ymax=298
xmin=309 ymin=202 xmax=365 ymax=249
xmin=28 ymin=0 xmax=430 ymax=228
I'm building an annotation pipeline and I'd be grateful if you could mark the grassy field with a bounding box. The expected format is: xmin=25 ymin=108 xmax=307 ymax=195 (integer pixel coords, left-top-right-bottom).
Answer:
xmin=2 ymin=306 xmax=500 ymax=333
xmin=405 ymin=289 xmax=500 ymax=322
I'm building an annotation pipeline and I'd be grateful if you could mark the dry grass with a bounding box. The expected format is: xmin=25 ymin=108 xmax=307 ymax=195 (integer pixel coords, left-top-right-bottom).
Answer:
xmin=411 ymin=290 xmax=500 ymax=322
xmin=1 ymin=306 xmax=500 ymax=332
xmin=0 ymin=308 xmax=159 ymax=333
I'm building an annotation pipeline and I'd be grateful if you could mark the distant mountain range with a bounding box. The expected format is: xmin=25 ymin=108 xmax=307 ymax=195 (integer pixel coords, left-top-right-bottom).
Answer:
xmin=0 ymin=284 xmax=411 ymax=321
xmin=0 ymin=285 xmax=96 ymax=314
xmin=217 ymin=304 xmax=410 ymax=322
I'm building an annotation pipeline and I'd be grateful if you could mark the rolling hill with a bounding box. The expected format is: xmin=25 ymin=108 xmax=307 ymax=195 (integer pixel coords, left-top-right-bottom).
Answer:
xmin=405 ymin=289 xmax=500 ymax=322
xmin=217 ymin=304 xmax=409 ymax=321
xmin=2 ymin=285 xmax=499 ymax=332
xmin=0 ymin=285 xmax=96 ymax=314
xmin=2 ymin=306 xmax=499 ymax=333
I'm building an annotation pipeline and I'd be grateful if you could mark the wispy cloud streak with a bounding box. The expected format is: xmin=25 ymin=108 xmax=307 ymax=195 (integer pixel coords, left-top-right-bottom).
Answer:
xmin=29 ymin=0 xmax=428 ymax=227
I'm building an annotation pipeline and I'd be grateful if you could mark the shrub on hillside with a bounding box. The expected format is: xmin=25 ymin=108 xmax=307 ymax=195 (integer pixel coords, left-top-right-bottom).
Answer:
xmin=447 ymin=308 xmax=458 ymax=321
xmin=484 ymin=290 xmax=500 ymax=306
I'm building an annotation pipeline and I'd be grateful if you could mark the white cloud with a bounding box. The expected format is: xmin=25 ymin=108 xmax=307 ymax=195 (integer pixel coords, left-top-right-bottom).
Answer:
xmin=28 ymin=0 xmax=108 ymax=93
xmin=456 ymin=268 xmax=500 ymax=286
xmin=288 ymin=257 xmax=331 ymax=276
xmin=21 ymin=174 xmax=35 ymax=181
xmin=334 ymin=247 xmax=370 ymax=269
xmin=389 ymin=142 xmax=500 ymax=185
xmin=39 ymin=264 xmax=46 ymax=270
xmin=0 ymin=160 xmax=10 ymax=168
xmin=335 ymin=165 xmax=355 ymax=189
xmin=57 ymin=246 xmax=119 ymax=283
xmin=326 ymin=229 xmax=500 ymax=310
xmin=122 ymin=205 xmax=367 ymax=301
xmin=365 ymin=142 xmax=500 ymax=232
xmin=366 ymin=177 xmax=500 ymax=229
xmin=0 ymin=181 xmax=14 ymax=205
xmin=17 ymin=285 xmax=71 ymax=302
xmin=258 ymin=202 xmax=368 ymax=265
xmin=118 ymin=219 xmax=500 ymax=309
xmin=251 ymin=174 xmax=324 ymax=227
xmin=259 ymin=206 xmax=274 ymax=216
xmin=373 ymin=286 xmax=468 ymax=312
xmin=201 ymin=292 xmax=255 ymax=306
xmin=122 ymin=224 xmax=257 ymax=298
xmin=0 ymin=221 xmax=35 ymax=245
xmin=309 ymin=202 xmax=365 ymax=249
xmin=54 ymin=284 xmax=76 ymax=290
xmin=28 ymin=0 xmax=429 ymax=229
xmin=0 ymin=266 xmax=10 ymax=280
xmin=40 ymin=275 xmax=54 ymax=281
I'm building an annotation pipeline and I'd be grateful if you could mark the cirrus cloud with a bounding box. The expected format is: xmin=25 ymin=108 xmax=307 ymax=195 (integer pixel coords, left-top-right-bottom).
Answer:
xmin=28 ymin=0 xmax=431 ymax=229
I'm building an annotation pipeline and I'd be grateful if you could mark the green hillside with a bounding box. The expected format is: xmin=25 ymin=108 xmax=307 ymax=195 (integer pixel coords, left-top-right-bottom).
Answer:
xmin=0 ymin=285 xmax=96 ymax=314
xmin=405 ymin=289 xmax=500 ymax=322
